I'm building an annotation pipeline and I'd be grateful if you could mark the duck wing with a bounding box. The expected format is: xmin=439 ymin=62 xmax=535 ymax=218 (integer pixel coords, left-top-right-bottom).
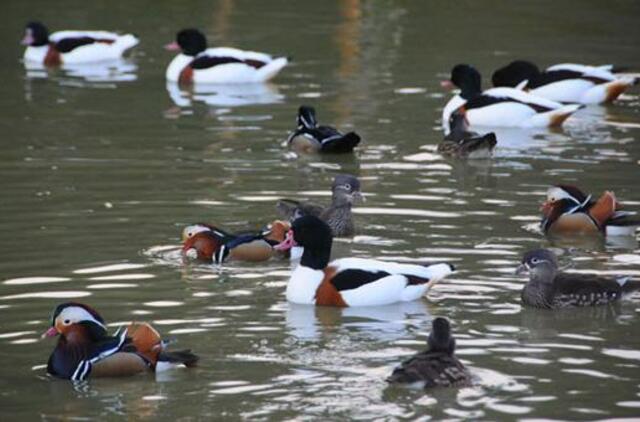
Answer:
xmin=387 ymin=351 xmax=470 ymax=388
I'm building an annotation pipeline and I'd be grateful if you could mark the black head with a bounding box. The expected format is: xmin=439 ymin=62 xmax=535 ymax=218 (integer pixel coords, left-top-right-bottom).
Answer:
xmin=492 ymin=60 xmax=540 ymax=88
xmin=516 ymin=249 xmax=559 ymax=281
xmin=291 ymin=215 xmax=333 ymax=270
xmin=23 ymin=21 xmax=49 ymax=46
xmin=450 ymin=64 xmax=482 ymax=99
xmin=176 ymin=29 xmax=207 ymax=56
xmin=297 ymin=105 xmax=317 ymax=129
xmin=331 ymin=174 xmax=363 ymax=205
xmin=428 ymin=317 xmax=455 ymax=355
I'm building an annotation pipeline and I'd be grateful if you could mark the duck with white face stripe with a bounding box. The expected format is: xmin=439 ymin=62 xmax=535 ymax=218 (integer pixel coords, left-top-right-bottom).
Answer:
xmin=516 ymin=249 xmax=640 ymax=309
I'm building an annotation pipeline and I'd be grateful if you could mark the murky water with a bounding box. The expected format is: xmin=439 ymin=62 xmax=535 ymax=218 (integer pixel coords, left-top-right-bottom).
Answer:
xmin=2 ymin=0 xmax=640 ymax=419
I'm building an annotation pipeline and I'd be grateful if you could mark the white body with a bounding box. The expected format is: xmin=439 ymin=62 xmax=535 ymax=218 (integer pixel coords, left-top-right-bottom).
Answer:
xmin=165 ymin=47 xmax=288 ymax=84
xmin=528 ymin=63 xmax=636 ymax=104
xmin=285 ymin=258 xmax=453 ymax=307
xmin=442 ymin=87 xmax=581 ymax=134
xmin=23 ymin=30 xmax=138 ymax=64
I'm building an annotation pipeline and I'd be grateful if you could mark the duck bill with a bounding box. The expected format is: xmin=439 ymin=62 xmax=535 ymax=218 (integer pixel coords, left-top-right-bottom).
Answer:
xmin=515 ymin=263 xmax=529 ymax=275
xmin=41 ymin=326 xmax=58 ymax=338
xmin=440 ymin=79 xmax=455 ymax=90
xmin=273 ymin=230 xmax=297 ymax=251
xmin=164 ymin=41 xmax=180 ymax=51
xmin=352 ymin=191 xmax=365 ymax=203
xmin=21 ymin=33 xmax=34 ymax=46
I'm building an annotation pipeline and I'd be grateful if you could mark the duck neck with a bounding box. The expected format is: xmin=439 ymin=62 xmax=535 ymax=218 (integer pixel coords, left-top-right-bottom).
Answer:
xmin=522 ymin=267 xmax=557 ymax=308
xmin=300 ymin=244 xmax=331 ymax=270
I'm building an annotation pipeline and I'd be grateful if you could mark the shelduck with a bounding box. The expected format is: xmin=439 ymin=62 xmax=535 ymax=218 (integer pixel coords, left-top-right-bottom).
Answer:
xmin=273 ymin=216 xmax=455 ymax=307
xmin=43 ymin=302 xmax=198 ymax=381
xmin=540 ymin=185 xmax=639 ymax=237
xmin=181 ymin=220 xmax=290 ymax=264
xmin=286 ymin=106 xmax=361 ymax=153
xmin=21 ymin=21 xmax=138 ymax=65
xmin=438 ymin=110 xmax=497 ymax=159
xmin=441 ymin=64 xmax=582 ymax=134
xmin=387 ymin=317 xmax=471 ymax=388
xmin=492 ymin=60 xmax=638 ymax=104
xmin=516 ymin=249 xmax=640 ymax=309
xmin=276 ymin=174 xmax=364 ymax=237
xmin=165 ymin=29 xmax=288 ymax=84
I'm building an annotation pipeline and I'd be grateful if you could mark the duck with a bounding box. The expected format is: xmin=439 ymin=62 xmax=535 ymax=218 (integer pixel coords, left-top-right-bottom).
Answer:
xmin=21 ymin=21 xmax=139 ymax=66
xmin=540 ymin=185 xmax=639 ymax=237
xmin=492 ymin=60 xmax=638 ymax=104
xmin=181 ymin=220 xmax=291 ymax=264
xmin=387 ymin=317 xmax=471 ymax=388
xmin=437 ymin=110 xmax=497 ymax=159
xmin=441 ymin=64 xmax=583 ymax=134
xmin=43 ymin=302 xmax=198 ymax=381
xmin=273 ymin=215 xmax=455 ymax=307
xmin=165 ymin=29 xmax=288 ymax=84
xmin=516 ymin=249 xmax=640 ymax=309
xmin=286 ymin=106 xmax=361 ymax=153
xmin=276 ymin=174 xmax=364 ymax=237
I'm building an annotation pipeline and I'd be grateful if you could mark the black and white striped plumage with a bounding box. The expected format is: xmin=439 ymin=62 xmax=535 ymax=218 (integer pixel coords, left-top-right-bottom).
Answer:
xmin=516 ymin=249 xmax=640 ymax=309
xmin=286 ymin=106 xmax=361 ymax=153
xmin=387 ymin=318 xmax=471 ymax=388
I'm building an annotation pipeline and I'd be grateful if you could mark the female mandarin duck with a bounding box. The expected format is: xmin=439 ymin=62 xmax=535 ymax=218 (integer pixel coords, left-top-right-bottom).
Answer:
xmin=21 ymin=21 xmax=139 ymax=65
xmin=276 ymin=174 xmax=364 ymax=237
xmin=273 ymin=216 xmax=455 ymax=307
xmin=165 ymin=29 xmax=288 ymax=84
xmin=441 ymin=64 xmax=582 ymax=134
xmin=516 ymin=249 xmax=640 ymax=309
xmin=540 ymin=185 xmax=639 ymax=237
xmin=43 ymin=302 xmax=198 ymax=381
xmin=286 ymin=106 xmax=361 ymax=153
xmin=181 ymin=220 xmax=291 ymax=264
xmin=492 ymin=60 xmax=638 ymax=104
xmin=437 ymin=110 xmax=497 ymax=159
xmin=387 ymin=318 xmax=471 ymax=388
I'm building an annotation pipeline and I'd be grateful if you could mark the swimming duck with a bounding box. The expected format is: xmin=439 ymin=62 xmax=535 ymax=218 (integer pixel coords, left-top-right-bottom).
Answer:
xmin=441 ymin=64 xmax=582 ymax=134
xmin=276 ymin=174 xmax=363 ymax=237
xmin=516 ymin=249 xmax=640 ymax=309
xmin=286 ymin=106 xmax=361 ymax=153
xmin=43 ymin=302 xmax=198 ymax=381
xmin=387 ymin=317 xmax=471 ymax=388
xmin=492 ymin=60 xmax=638 ymax=104
xmin=21 ymin=21 xmax=139 ymax=65
xmin=165 ymin=29 xmax=288 ymax=84
xmin=181 ymin=220 xmax=290 ymax=264
xmin=541 ymin=185 xmax=639 ymax=237
xmin=437 ymin=110 xmax=497 ymax=159
xmin=273 ymin=216 xmax=455 ymax=306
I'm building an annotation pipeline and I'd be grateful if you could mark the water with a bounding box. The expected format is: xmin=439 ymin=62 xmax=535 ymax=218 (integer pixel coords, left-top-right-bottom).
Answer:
xmin=2 ymin=0 xmax=640 ymax=419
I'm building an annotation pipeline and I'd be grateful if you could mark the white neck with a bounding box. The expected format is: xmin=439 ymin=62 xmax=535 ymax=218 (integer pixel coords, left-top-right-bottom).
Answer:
xmin=166 ymin=54 xmax=193 ymax=81
xmin=286 ymin=265 xmax=324 ymax=305
xmin=24 ymin=46 xmax=49 ymax=63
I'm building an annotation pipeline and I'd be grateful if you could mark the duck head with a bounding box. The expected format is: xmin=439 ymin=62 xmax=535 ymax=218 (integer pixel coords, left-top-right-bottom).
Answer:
xmin=331 ymin=174 xmax=364 ymax=206
xmin=274 ymin=215 xmax=332 ymax=270
xmin=182 ymin=230 xmax=224 ymax=261
xmin=297 ymin=105 xmax=318 ymax=129
xmin=442 ymin=64 xmax=482 ymax=99
xmin=165 ymin=29 xmax=207 ymax=56
xmin=43 ymin=302 xmax=107 ymax=340
xmin=181 ymin=223 xmax=217 ymax=242
xmin=448 ymin=109 xmax=470 ymax=135
xmin=261 ymin=220 xmax=291 ymax=244
xmin=492 ymin=60 xmax=540 ymax=88
xmin=22 ymin=21 xmax=49 ymax=46
xmin=541 ymin=185 xmax=589 ymax=217
xmin=428 ymin=317 xmax=456 ymax=355
xmin=515 ymin=248 xmax=559 ymax=281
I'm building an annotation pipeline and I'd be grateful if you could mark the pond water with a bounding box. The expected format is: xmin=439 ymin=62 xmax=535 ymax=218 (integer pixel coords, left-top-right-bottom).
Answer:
xmin=1 ymin=0 xmax=640 ymax=420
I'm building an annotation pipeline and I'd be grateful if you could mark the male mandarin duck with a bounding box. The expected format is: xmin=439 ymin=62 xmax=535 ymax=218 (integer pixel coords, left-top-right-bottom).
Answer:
xmin=273 ymin=216 xmax=455 ymax=307
xmin=21 ymin=21 xmax=138 ymax=65
xmin=276 ymin=174 xmax=364 ymax=237
xmin=540 ymin=185 xmax=639 ymax=237
xmin=437 ymin=110 xmax=497 ymax=159
xmin=387 ymin=318 xmax=471 ymax=388
xmin=492 ymin=60 xmax=638 ymax=104
xmin=43 ymin=302 xmax=198 ymax=381
xmin=441 ymin=64 xmax=582 ymax=134
xmin=165 ymin=29 xmax=288 ymax=84
xmin=286 ymin=106 xmax=361 ymax=153
xmin=516 ymin=249 xmax=640 ymax=309
xmin=181 ymin=220 xmax=291 ymax=264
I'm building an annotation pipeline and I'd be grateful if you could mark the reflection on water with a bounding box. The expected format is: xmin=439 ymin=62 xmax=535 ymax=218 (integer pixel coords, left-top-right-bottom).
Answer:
xmin=2 ymin=0 xmax=640 ymax=420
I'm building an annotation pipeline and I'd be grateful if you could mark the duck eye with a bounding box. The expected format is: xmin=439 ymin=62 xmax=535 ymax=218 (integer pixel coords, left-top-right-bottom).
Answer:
xmin=344 ymin=184 xmax=351 ymax=190
xmin=63 ymin=319 xmax=71 ymax=325
xmin=531 ymin=258 xmax=540 ymax=264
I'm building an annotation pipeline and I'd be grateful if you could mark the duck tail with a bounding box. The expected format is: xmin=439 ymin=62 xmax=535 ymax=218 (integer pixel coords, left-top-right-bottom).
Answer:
xmin=157 ymin=349 xmax=199 ymax=367
xmin=460 ymin=132 xmax=497 ymax=157
xmin=618 ymin=278 xmax=640 ymax=294
xmin=256 ymin=56 xmax=288 ymax=82
xmin=321 ymin=132 xmax=361 ymax=153
xmin=113 ymin=33 xmax=139 ymax=54
xmin=545 ymin=104 xmax=583 ymax=127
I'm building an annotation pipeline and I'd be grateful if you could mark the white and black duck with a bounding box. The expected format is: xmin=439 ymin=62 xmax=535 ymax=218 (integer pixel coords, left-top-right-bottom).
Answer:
xmin=286 ymin=106 xmax=361 ymax=153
